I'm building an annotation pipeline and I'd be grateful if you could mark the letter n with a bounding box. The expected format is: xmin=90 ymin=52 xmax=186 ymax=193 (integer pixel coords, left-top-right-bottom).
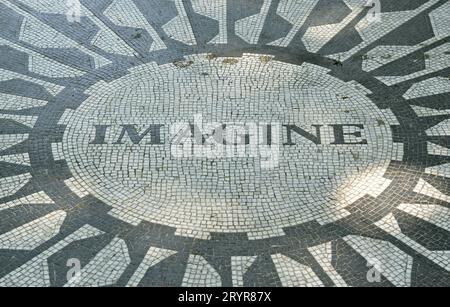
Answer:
xmin=283 ymin=125 xmax=322 ymax=145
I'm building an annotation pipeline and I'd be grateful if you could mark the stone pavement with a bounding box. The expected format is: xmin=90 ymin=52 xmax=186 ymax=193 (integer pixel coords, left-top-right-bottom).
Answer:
xmin=0 ymin=0 xmax=449 ymax=287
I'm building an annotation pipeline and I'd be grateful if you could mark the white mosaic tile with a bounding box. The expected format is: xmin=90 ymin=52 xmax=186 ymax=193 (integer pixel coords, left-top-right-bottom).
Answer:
xmin=0 ymin=93 xmax=48 ymax=110
xmin=0 ymin=254 xmax=51 ymax=287
xmin=0 ymin=153 xmax=30 ymax=166
xmin=104 ymin=0 xmax=166 ymax=52
xmin=11 ymin=0 xmax=78 ymax=15
xmin=377 ymin=42 xmax=450 ymax=86
xmin=65 ymin=237 xmax=130 ymax=287
xmin=411 ymin=105 xmax=450 ymax=117
xmin=59 ymin=54 xmax=399 ymax=238
xmin=248 ymin=228 xmax=286 ymax=240
xmin=12 ymin=0 xmax=135 ymax=57
xmin=362 ymin=45 xmax=418 ymax=72
xmin=308 ymin=242 xmax=348 ymax=287
xmin=429 ymin=1 xmax=450 ymax=38
xmin=3 ymin=0 xmax=111 ymax=69
xmin=192 ymin=0 xmax=227 ymax=44
xmin=0 ymin=225 xmax=104 ymax=287
xmin=231 ymin=256 xmax=257 ymax=287
xmin=428 ymin=142 xmax=450 ymax=157
xmin=0 ymin=191 xmax=54 ymax=212
xmin=397 ymin=203 xmax=450 ymax=233
xmin=0 ymin=68 xmax=64 ymax=96
xmin=361 ymin=1 xmax=450 ymax=73
xmin=269 ymin=0 xmax=319 ymax=47
xmin=0 ymin=173 xmax=32 ymax=200
xmin=346 ymin=80 xmax=373 ymax=95
xmin=64 ymin=178 xmax=90 ymax=198
xmin=392 ymin=142 xmax=405 ymax=162
xmin=414 ymin=178 xmax=450 ymax=203
xmin=174 ymin=228 xmax=211 ymax=240
xmin=404 ymin=77 xmax=450 ymax=99
xmin=51 ymin=142 xmax=64 ymax=161
xmin=0 ymin=0 xmax=448 ymax=288
xmin=425 ymin=163 xmax=450 ymax=179
xmin=331 ymin=0 xmax=440 ymax=62
xmin=417 ymin=42 xmax=450 ymax=72
xmin=57 ymin=109 xmax=76 ymax=126
xmin=426 ymin=118 xmax=450 ymax=137
xmin=344 ymin=234 xmax=413 ymax=287
xmin=336 ymin=164 xmax=392 ymax=207
xmin=127 ymin=246 xmax=177 ymax=287
xmin=0 ymin=37 xmax=85 ymax=78
xmin=162 ymin=0 xmax=197 ymax=46
xmin=375 ymin=214 xmax=450 ymax=272
xmin=303 ymin=0 xmax=364 ymax=53
xmin=235 ymin=0 xmax=271 ymax=44
xmin=0 ymin=134 xmax=28 ymax=153
xmin=0 ymin=114 xmax=38 ymax=128
xmin=0 ymin=210 xmax=66 ymax=250
xmin=91 ymin=27 xmax=136 ymax=57
xmin=182 ymin=255 xmax=222 ymax=287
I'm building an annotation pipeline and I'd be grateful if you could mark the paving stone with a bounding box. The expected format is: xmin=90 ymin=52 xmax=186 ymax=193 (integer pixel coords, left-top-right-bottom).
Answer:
xmin=0 ymin=0 xmax=448 ymax=287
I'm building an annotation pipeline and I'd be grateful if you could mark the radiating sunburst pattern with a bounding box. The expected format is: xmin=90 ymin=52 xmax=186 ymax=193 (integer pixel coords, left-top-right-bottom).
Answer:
xmin=0 ymin=0 xmax=449 ymax=287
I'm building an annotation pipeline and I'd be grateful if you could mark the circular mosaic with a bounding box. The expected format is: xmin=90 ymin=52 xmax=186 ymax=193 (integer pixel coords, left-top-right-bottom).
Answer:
xmin=0 ymin=0 xmax=448 ymax=288
xmin=60 ymin=54 xmax=398 ymax=238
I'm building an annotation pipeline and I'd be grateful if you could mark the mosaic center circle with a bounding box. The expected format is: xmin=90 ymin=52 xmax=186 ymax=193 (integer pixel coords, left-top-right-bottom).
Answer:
xmin=60 ymin=54 xmax=398 ymax=238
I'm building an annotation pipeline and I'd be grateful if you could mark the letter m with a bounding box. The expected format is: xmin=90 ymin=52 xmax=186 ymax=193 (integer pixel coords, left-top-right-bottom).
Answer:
xmin=114 ymin=125 xmax=163 ymax=145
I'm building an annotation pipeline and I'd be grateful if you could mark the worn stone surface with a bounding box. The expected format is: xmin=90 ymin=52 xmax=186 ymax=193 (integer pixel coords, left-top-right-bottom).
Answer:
xmin=0 ymin=0 xmax=449 ymax=287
